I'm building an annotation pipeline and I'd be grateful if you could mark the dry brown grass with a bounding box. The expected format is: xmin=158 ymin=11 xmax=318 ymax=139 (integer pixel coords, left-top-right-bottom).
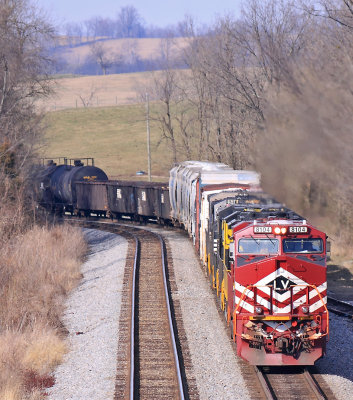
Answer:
xmin=37 ymin=69 xmax=189 ymax=112
xmin=0 ymin=224 xmax=86 ymax=399
xmin=39 ymin=72 xmax=148 ymax=111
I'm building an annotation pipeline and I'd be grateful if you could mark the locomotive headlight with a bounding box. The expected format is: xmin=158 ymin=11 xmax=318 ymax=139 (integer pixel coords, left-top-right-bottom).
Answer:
xmin=301 ymin=305 xmax=309 ymax=314
xmin=255 ymin=306 xmax=263 ymax=314
xmin=274 ymin=226 xmax=287 ymax=235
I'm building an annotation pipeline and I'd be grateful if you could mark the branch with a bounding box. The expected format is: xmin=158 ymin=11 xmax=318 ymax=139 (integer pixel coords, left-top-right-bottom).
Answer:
xmin=0 ymin=57 xmax=8 ymax=115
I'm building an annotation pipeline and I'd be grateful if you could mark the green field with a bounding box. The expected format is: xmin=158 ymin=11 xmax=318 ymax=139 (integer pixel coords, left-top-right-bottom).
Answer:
xmin=43 ymin=105 xmax=173 ymax=180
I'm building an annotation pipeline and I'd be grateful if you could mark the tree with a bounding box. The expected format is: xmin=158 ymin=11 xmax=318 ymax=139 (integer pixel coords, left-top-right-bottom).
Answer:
xmin=0 ymin=0 xmax=54 ymax=235
xmin=304 ymin=0 xmax=353 ymax=29
xmin=116 ymin=6 xmax=144 ymax=38
xmin=146 ymin=38 xmax=191 ymax=163
xmin=64 ymin=22 xmax=83 ymax=46
xmin=89 ymin=41 xmax=120 ymax=75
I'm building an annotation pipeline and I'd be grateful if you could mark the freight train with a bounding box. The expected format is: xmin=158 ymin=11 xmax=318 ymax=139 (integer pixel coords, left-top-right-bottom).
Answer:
xmin=36 ymin=158 xmax=329 ymax=366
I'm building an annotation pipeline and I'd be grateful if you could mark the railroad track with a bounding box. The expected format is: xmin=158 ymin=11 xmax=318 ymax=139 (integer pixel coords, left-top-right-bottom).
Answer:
xmin=70 ymin=220 xmax=186 ymax=399
xmin=127 ymin=226 xmax=184 ymax=399
xmin=254 ymin=366 xmax=331 ymax=400
xmin=327 ymin=296 xmax=353 ymax=319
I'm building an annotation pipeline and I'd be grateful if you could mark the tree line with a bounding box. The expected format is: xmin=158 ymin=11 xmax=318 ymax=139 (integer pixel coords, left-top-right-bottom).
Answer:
xmin=62 ymin=5 xmax=186 ymax=46
xmin=149 ymin=0 xmax=353 ymax=244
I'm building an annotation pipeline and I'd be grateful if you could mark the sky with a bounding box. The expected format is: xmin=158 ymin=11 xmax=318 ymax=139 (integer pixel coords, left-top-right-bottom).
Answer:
xmin=35 ymin=0 xmax=242 ymax=28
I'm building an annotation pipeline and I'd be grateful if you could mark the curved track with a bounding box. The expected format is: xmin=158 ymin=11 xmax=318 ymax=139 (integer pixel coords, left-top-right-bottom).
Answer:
xmin=70 ymin=220 xmax=185 ymax=399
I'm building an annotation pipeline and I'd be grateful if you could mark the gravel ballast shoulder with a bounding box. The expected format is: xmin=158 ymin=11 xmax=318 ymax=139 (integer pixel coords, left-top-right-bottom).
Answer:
xmin=47 ymin=229 xmax=128 ymax=400
xmin=316 ymin=313 xmax=353 ymax=400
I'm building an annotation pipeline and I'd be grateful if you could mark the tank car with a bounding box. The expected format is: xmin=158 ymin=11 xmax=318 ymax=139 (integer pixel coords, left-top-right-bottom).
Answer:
xmin=37 ymin=158 xmax=108 ymax=214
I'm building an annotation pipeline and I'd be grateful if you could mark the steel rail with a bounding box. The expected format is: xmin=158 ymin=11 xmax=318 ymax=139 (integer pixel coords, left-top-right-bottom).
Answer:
xmin=254 ymin=366 xmax=276 ymax=400
xmin=255 ymin=366 xmax=328 ymax=400
xmin=327 ymin=296 xmax=353 ymax=319
xmin=125 ymin=227 xmax=185 ymax=400
xmin=129 ymin=234 xmax=139 ymax=400
xmin=158 ymin=232 xmax=185 ymax=400
xmin=303 ymin=368 xmax=327 ymax=400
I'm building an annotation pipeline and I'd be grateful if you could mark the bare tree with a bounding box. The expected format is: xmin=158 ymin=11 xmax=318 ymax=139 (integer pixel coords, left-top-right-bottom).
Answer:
xmin=145 ymin=38 xmax=192 ymax=163
xmin=77 ymin=85 xmax=99 ymax=107
xmin=89 ymin=41 xmax=119 ymax=75
xmin=64 ymin=22 xmax=83 ymax=46
xmin=252 ymin=0 xmax=353 ymax=244
xmin=303 ymin=0 xmax=353 ymax=29
xmin=116 ymin=6 xmax=145 ymax=38
xmin=0 ymin=0 xmax=54 ymax=235
xmin=176 ymin=1 xmax=313 ymax=168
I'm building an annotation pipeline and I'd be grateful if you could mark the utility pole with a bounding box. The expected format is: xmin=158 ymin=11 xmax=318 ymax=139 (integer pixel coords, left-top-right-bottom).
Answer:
xmin=146 ymin=92 xmax=151 ymax=182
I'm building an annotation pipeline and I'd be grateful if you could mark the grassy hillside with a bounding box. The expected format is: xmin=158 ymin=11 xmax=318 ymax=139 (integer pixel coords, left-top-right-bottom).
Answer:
xmin=42 ymin=105 xmax=173 ymax=180
xmin=39 ymin=71 xmax=153 ymax=112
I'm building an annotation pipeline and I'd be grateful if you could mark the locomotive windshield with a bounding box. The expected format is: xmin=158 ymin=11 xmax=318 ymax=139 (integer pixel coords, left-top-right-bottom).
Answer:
xmin=238 ymin=238 xmax=279 ymax=254
xmin=283 ymin=238 xmax=323 ymax=253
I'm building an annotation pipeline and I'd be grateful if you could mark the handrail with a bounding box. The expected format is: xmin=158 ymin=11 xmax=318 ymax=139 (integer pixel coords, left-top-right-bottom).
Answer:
xmin=233 ymin=285 xmax=253 ymax=340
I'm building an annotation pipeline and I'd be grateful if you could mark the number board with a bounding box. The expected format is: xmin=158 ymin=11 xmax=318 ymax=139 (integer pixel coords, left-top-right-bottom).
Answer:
xmin=254 ymin=226 xmax=272 ymax=233
xmin=289 ymin=226 xmax=308 ymax=233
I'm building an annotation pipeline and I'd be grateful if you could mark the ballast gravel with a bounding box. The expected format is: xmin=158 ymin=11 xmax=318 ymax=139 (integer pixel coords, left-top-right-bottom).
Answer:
xmin=47 ymin=229 xmax=127 ymax=400
xmin=48 ymin=226 xmax=353 ymax=400
xmin=316 ymin=313 xmax=353 ymax=400
xmin=158 ymin=228 xmax=252 ymax=400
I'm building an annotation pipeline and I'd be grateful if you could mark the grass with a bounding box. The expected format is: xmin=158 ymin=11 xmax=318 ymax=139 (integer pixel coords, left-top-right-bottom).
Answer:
xmin=42 ymin=104 xmax=173 ymax=179
xmin=40 ymin=71 xmax=153 ymax=111
xmin=0 ymin=224 xmax=86 ymax=399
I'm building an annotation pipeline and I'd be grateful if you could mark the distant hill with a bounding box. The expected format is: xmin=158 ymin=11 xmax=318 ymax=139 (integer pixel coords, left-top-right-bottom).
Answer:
xmin=53 ymin=37 xmax=189 ymax=75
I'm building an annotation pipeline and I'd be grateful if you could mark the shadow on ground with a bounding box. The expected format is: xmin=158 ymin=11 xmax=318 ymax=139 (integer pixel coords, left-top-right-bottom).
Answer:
xmin=327 ymin=263 xmax=353 ymax=300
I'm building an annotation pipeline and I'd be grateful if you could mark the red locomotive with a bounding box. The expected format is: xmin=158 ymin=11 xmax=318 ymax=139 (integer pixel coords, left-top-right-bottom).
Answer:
xmin=220 ymin=210 xmax=328 ymax=365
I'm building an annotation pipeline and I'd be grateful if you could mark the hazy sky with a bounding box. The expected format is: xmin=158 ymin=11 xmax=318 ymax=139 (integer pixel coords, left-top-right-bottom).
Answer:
xmin=35 ymin=0 xmax=242 ymax=27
